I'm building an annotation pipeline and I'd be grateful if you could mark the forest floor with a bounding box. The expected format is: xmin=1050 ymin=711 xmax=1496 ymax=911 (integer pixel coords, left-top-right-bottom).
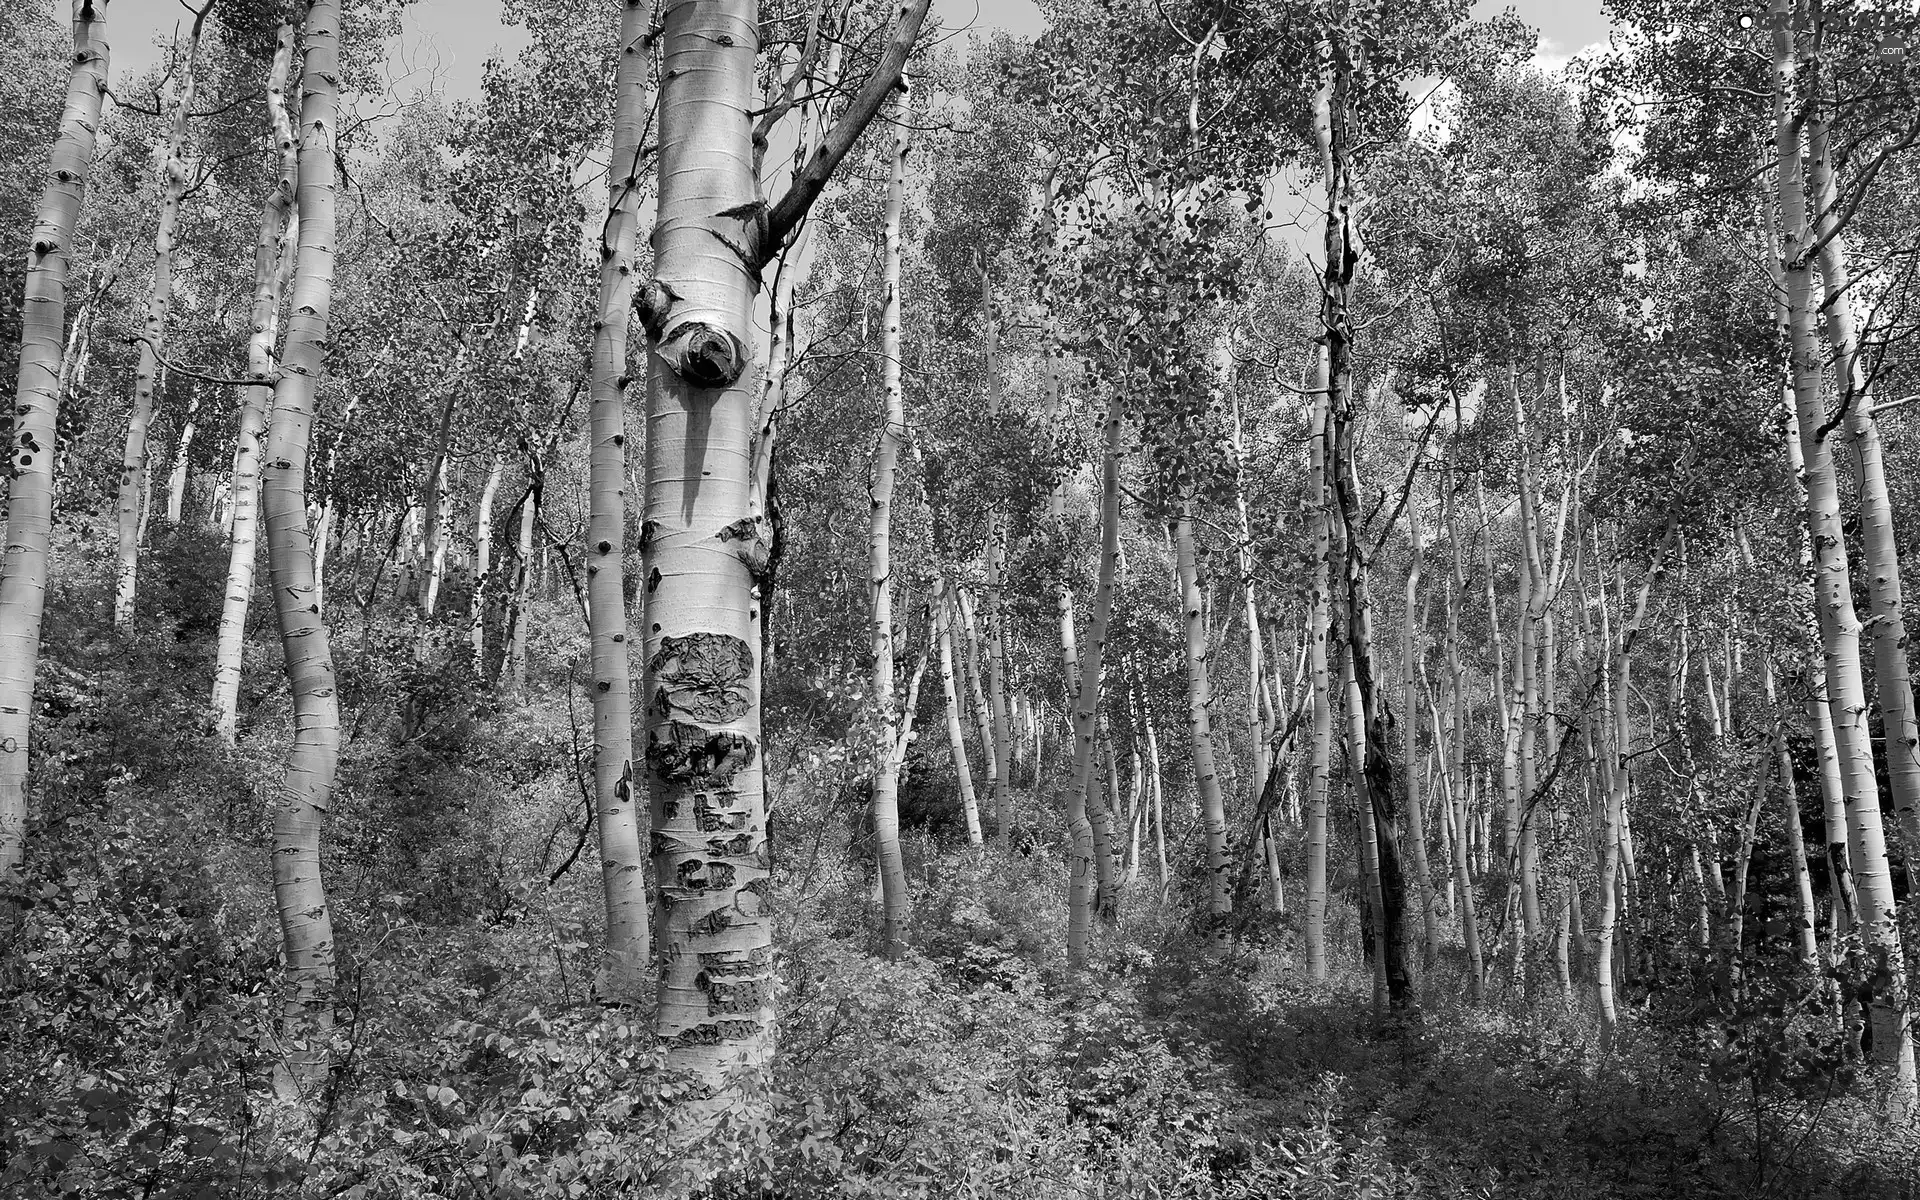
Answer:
xmin=775 ymin=818 xmax=1920 ymax=1200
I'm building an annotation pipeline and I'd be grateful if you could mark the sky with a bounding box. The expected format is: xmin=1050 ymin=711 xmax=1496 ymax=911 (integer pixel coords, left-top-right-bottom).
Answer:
xmin=87 ymin=0 xmax=1608 ymax=104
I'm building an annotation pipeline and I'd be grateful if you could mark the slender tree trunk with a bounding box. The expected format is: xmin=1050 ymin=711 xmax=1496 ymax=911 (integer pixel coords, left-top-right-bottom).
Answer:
xmin=584 ymin=0 xmax=656 ymax=1004
xmin=865 ymin=84 xmax=912 ymax=958
xmin=934 ymin=576 xmax=981 ymax=844
xmin=1304 ymin=351 xmax=1334 ymax=981
xmin=1125 ymin=738 xmax=1144 ymax=886
xmin=1759 ymin=641 xmax=1822 ymax=968
xmin=418 ymin=454 xmax=452 ymax=619
xmin=956 ymin=586 xmax=1000 ymax=820
xmin=505 ymin=474 xmax=538 ymax=692
xmin=1402 ymin=443 xmax=1438 ymax=966
xmin=985 ymin=525 xmax=1014 ymax=845
xmin=1442 ymin=461 xmax=1483 ymax=999
xmin=1345 ymin=644 xmax=1391 ymax=1012
xmin=0 ymin=2 xmax=110 ymax=890
xmin=750 ymin=23 xmax=840 ymax=535
xmin=1514 ymin=404 xmax=1545 ymax=945
xmin=210 ymin=27 xmax=297 ymax=744
xmin=1762 ymin=178 xmax=1858 ymax=937
xmin=1146 ymin=699 xmax=1169 ymax=899
xmin=1175 ymin=504 xmax=1232 ymax=948
xmin=1597 ymin=526 xmax=1675 ymax=1047
xmin=1807 ymin=118 xmax=1920 ymax=862
xmin=307 ymin=394 xmax=352 ymax=616
xmin=164 ymin=387 xmax=198 ymax=525
xmin=1230 ymin=384 xmax=1270 ymax=815
xmin=1065 ymin=402 xmax=1123 ymax=966
xmin=469 ymin=455 xmax=503 ymax=673
xmin=115 ymin=9 xmax=206 ymax=626
xmin=1094 ymin=728 xmax=1120 ymax=898
xmin=262 ymin=0 xmax=344 ymax=1097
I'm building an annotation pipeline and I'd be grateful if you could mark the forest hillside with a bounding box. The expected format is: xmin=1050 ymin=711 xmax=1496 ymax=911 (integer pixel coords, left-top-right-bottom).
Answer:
xmin=5 ymin=0 xmax=1920 ymax=1196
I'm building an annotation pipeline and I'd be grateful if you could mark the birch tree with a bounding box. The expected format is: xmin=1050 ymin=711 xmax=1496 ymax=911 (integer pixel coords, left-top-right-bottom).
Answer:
xmin=261 ymin=0 xmax=345 ymax=1096
xmin=582 ymin=0 xmax=655 ymax=1006
xmin=114 ymin=2 xmax=214 ymax=627
xmin=637 ymin=0 xmax=929 ymax=1090
xmin=0 ymin=1 xmax=110 ymax=894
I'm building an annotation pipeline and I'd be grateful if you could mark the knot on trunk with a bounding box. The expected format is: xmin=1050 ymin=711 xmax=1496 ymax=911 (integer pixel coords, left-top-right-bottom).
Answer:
xmin=661 ymin=322 xmax=748 ymax=390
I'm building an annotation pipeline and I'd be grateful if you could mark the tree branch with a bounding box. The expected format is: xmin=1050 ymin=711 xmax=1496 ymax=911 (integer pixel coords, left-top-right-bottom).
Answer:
xmin=759 ymin=0 xmax=931 ymax=268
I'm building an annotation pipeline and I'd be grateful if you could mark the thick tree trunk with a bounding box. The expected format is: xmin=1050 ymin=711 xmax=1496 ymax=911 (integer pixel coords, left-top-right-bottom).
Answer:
xmin=638 ymin=0 xmax=931 ymax=1087
xmin=0 ymin=2 xmax=110 ymax=890
xmin=866 ymin=85 xmax=912 ymax=958
xmin=640 ymin=0 xmax=774 ymax=1081
xmin=262 ymin=0 xmax=345 ymax=1098
xmin=115 ymin=10 xmax=206 ymax=626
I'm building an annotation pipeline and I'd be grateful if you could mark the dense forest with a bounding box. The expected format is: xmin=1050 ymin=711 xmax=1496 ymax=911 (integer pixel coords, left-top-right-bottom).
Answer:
xmin=4 ymin=0 xmax=1920 ymax=1195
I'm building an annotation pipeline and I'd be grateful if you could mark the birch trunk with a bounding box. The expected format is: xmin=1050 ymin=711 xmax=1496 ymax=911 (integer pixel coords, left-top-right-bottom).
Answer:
xmin=639 ymin=0 xmax=775 ymax=1078
xmin=1231 ymin=387 xmax=1269 ymax=803
xmin=1806 ymin=118 xmax=1920 ymax=861
xmin=115 ymin=9 xmax=206 ymax=626
xmin=583 ymin=0 xmax=656 ymax=1003
xmin=164 ymin=388 xmax=198 ymax=525
xmin=1592 ymin=533 xmax=1674 ymax=1047
xmin=1514 ymin=408 xmax=1545 ymax=942
xmin=469 ymin=455 xmax=503 ymax=673
xmin=1402 ymin=444 xmax=1438 ymax=965
xmin=505 ymin=476 xmax=537 ymax=692
xmin=1146 ymin=699 xmax=1169 ymax=898
xmin=956 ymin=586 xmax=1000 ymax=813
xmin=1064 ymin=402 xmax=1122 ymax=965
xmin=418 ymin=454 xmax=452 ymax=619
xmin=0 ymin=2 xmax=109 ymax=889
xmin=1175 ymin=504 xmax=1232 ymax=947
xmin=866 ymin=84 xmax=912 ymax=958
xmin=209 ymin=30 xmax=297 ymax=743
xmin=1442 ymin=461 xmax=1483 ymax=998
xmin=985 ymin=524 xmax=1014 ymax=844
xmin=262 ymin=0 xmax=345 ymax=1096
xmin=637 ymin=0 xmax=923 ymax=1090
xmin=1303 ymin=352 xmax=1334 ymax=981
xmin=934 ymin=576 xmax=981 ymax=844
xmin=1775 ymin=11 xmax=1914 ymax=1107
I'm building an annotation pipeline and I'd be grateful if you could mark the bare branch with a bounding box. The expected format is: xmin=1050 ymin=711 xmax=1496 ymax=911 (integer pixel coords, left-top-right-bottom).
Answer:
xmin=760 ymin=0 xmax=932 ymax=268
